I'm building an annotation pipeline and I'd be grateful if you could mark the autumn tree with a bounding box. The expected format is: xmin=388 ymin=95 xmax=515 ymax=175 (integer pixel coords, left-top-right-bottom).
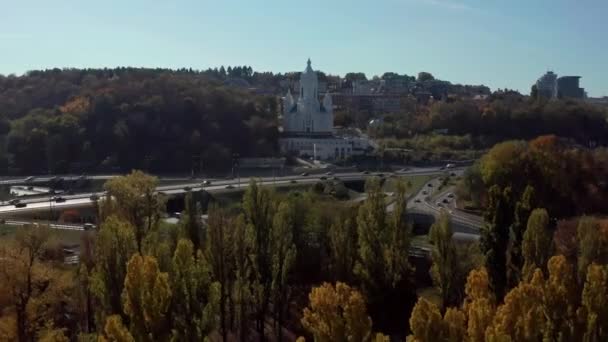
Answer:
xmin=486 ymin=270 xmax=545 ymax=341
xmin=171 ymin=239 xmax=219 ymax=341
xmin=232 ymin=215 xmax=253 ymax=342
xmin=408 ymin=298 xmax=444 ymax=342
xmin=521 ymin=208 xmax=553 ymax=278
xmin=577 ymin=217 xmax=608 ymax=282
xmin=97 ymin=315 xmax=134 ymax=342
xmin=462 ymin=268 xmax=495 ymax=342
xmin=355 ymin=178 xmax=413 ymax=333
xmin=578 ymin=264 xmax=608 ymax=342
xmin=103 ymin=170 xmax=165 ymax=253
xmin=120 ymin=254 xmax=172 ymax=341
xmin=91 ymin=216 xmax=137 ymax=322
xmin=543 ymin=255 xmax=578 ymax=341
xmin=301 ymin=282 xmax=372 ymax=342
xmin=0 ymin=227 xmax=73 ymax=342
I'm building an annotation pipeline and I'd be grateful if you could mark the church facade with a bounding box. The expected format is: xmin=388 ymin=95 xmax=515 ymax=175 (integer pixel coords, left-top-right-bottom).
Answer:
xmin=279 ymin=59 xmax=370 ymax=160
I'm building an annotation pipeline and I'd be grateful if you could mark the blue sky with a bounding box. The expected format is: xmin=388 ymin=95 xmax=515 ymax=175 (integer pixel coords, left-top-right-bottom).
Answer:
xmin=1 ymin=0 xmax=607 ymax=96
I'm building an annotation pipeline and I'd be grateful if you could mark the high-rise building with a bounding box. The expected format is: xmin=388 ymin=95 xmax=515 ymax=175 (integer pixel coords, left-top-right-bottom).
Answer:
xmin=557 ymin=76 xmax=585 ymax=99
xmin=535 ymin=71 xmax=558 ymax=98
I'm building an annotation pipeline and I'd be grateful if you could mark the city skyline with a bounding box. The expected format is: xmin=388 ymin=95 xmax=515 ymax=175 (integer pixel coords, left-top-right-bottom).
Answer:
xmin=2 ymin=0 xmax=607 ymax=96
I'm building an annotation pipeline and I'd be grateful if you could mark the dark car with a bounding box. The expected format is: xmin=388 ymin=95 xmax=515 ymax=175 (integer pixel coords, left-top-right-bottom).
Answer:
xmin=89 ymin=194 xmax=100 ymax=201
xmin=377 ymin=173 xmax=384 ymax=177
xmin=427 ymin=183 xmax=433 ymax=187
xmin=8 ymin=199 xmax=20 ymax=205
xmin=225 ymin=185 xmax=235 ymax=189
xmin=202 ymin=180 xmax=211 ymax=186
xmin=362 ymin=170 xmax=370 ymax=174
xmin=319 ymin=176 xmax=327 ymax=180
xmin=53 ymin=196 xmax=66 ymax=203
xmin=325 ymin=171 xmax=333 ymax=175
xmin=300 ymin=172 xmax=309 ymax=176
xmin=183 ymin=186 xmax=192 ymax=192
xmin=443 ymin=198 xmax=449 ymax=203
xmin=333 ymin=176 xmax=340 ymax=180
xmin=290 ymin=179 xmax=297 ymax=184
xmin=415 ymin=198 xmax=421 ymax=203
xmin=15 ymin=202 xmax=27 ymax=208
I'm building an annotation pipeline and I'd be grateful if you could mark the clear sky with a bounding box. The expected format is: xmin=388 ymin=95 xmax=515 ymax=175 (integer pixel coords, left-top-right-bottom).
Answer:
xmin=1 ymin=0 xmax=607 ymax=96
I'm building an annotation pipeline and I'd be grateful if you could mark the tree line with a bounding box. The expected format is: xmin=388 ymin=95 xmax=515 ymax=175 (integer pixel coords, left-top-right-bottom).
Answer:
xmin=371 ymin=92 xmax=608 ymax=149
xmin=0 ymin=68 xmax=278 ymax=175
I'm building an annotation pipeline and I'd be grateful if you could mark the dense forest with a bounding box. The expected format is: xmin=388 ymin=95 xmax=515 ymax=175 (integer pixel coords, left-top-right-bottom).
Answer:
xmin=2 ymin=136 xmax=608 ymax=341
xmin=371 ymin=92 xmax=608 ymax=151
xmin=0 ymin=68 xmax=279 ymax=175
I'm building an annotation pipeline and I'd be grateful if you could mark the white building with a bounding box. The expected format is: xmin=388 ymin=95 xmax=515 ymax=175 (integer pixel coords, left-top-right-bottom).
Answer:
xmin=279 ymin=59 xmax=371 ymax=160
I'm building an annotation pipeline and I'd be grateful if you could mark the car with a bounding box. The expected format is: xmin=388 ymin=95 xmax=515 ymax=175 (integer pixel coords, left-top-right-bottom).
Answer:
xmin=450 ymin=172 xmax=456 ymax=177
xmin=362 ymin=170 xmax=370 ymax=174
xmin=225 ymin=185 xmax=235 ymax=189
xmin=319 ymin=176 xmax=327 ymax=180
xmin=25 ymin=176 xmax=35 ymax=182
xmin=202 ymin=180 xmax=211 ymax=186
xmin=436 ymin=202 xmax=443 ymax=207
xmin=8 ymin=199 xmax=20 ymax=205
xmin=290 ymin=179 xmax=297 ymax=184
xmin=325 ymin=171 xmax=333 ymax=175
xmin=333 ymin=176 xmax=340 ymax=180
xmin=300 ymin=172 xmax=309 ymax=176
xmin=377 ymin=173 xmax=384 ymax=177
xmin=422 ymin=190 xmax=428 ymax=195
xmin=427 ymin=183 xmax=433 ymax=187
xmin=89 ymin=194 xmax=100 ymax=201
xmin=53 ymin=196 xmax=66 ymax=203
xmin=446 ymin=163 xmax=456 ymax=169
xmin=79 ymin=174 xmax=87 ymax=180
xmin=414 ymin=198 xmax=421 ymax=203
xmin=83 ymin=223 xmax=96 ymax=231
xmin=398 ymin=168 xmax=410 ymax=173
xmin=27 ymin=186 xmax=34 ymax=191
xmin=15 ymin=203 xmax=27 ymax=208
xmin=183 ymin=186 xmax=192 ymax=192
xmin=447 ymin=193 xmax=454 ymax=198
xmin=443 ymin=198 xmax=449 ymax=204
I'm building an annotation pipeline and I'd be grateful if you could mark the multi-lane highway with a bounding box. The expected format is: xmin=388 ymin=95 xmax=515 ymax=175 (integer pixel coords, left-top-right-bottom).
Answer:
xmin=0 ymin=167 xmax=485 ymax=237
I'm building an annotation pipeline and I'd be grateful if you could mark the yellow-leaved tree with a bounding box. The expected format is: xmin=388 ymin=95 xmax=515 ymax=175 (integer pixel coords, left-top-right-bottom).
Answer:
xmin=301 ymin=282 xmax=372 ymax=342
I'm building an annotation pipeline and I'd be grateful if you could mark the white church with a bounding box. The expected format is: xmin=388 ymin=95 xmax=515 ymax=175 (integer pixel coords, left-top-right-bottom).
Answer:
xmin=279 ymin=59 xmax=370 ymax=160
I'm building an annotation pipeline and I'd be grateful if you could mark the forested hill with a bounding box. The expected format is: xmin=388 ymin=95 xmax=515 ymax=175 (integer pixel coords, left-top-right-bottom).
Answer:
xmin=0 ymin=68 xmax=279 ymax=175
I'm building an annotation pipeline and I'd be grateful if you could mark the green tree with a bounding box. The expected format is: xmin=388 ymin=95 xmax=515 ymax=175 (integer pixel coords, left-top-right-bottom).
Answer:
xmin=481 ymin=185 xmax=513 ymax=299
xmin=205 ymin=207 xmax=234 ymax=341
xmin=171 ymin=239 xmax=219 ymax=341
xmin=242 ymin=180 xmax=276 ymax=341
xmin=355 ymin=179 xmax=413 ymax=333
xmin=103 ymin=171 xmax=165 ymax=253
xmin=328 ymin=209 xmax=358 ymax=283
xmin=507 ymin=185 xmax=536 ymax=287
xmin=270 ymin=201 xmax=297 ymax=341
xmin=417 ymin=72 xmax=435 ymax=82
xmin=521 ymin=208 xmax=553 ymax=279
xmin=182 ymin=192 xmax=203 ymax=251
xmin=91 ymin=216 xmax=137 ymax=323
xmin=232 ymin=215 xmax=253 ymax=342
xmin=429 ymin=212 xmax=459 ymax=307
